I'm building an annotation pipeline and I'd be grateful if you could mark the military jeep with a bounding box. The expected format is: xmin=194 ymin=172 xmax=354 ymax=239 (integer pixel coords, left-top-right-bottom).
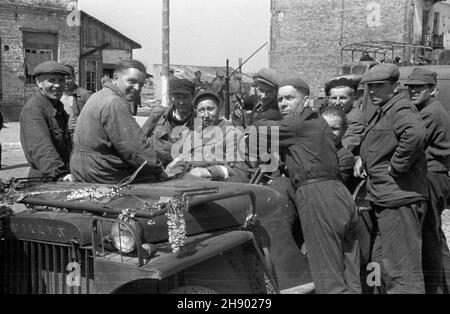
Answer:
xmin=0 ymin=178 xmax=312 ymax=294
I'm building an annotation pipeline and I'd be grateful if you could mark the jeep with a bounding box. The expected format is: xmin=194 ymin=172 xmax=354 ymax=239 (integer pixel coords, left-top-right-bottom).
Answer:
xmin=0 ymin=178 xmax=312 ymax=294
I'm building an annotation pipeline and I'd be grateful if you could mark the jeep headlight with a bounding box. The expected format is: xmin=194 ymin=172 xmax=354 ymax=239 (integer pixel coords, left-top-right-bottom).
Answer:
xmin=111 ymin=221 xmax=137 ymax=254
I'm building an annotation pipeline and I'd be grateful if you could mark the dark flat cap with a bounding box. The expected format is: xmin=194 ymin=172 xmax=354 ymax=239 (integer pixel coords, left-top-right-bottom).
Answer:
xmin=325 ymin=74 xmax=363 ymax=96
xmin=169 ymin=78 xmax=194 ymax=95
xmin=33 ymin=61 xmax=71 ymax=76
xmin=279 ymin=76 xmax=310 ymax=94
xmin=405 ymin=67 xmax=437 ymax=86
xmin=253 ymin=68 xmax=280 ymax=88
xmin=193 ymin=90 xmax=221 ymax=108
xmin=360 ymin=64 xmax=400 ymax=84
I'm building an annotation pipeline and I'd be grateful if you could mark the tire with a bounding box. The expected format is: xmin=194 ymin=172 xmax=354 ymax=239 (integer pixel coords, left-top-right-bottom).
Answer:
xmin=167 ymin=285 xmax=218 ymax=294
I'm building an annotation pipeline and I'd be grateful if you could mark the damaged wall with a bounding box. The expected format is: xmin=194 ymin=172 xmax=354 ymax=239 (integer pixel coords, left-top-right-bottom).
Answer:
xmin=269 ymin=0 xmax=428 ymax=96
xmin=0 ymin=0 xmax=80 ymax=121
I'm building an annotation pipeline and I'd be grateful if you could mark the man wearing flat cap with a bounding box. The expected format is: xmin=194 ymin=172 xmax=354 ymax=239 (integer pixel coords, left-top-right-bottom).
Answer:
xmin=405 ymin=68 xmax=450 ymax=294
xmin=325 ymin=75 xmax=366 ymax=156
xmin=19 ymin=60 xmax=72 ymax=181
xmin=248 ymin=68 xmax=282 ymax=125
xmin=70 ymin=59 xmax=166 ymax=184
xmin=141 ymin=78 xmax=196 ymax=166
xmin=254 ymin=76 xmax=361 ymax=294
xmin=356 ymin=63 xmax=428 ymax=293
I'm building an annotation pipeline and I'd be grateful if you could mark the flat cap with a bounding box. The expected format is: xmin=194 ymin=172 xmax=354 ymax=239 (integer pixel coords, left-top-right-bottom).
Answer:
xmin=193 ymin=90 xmax=221 ymax=108
xmin=405 ymin=67 xmax=437 ymax=86
xmin=253 ymin=68 xmax=280 ymax=88
xmin=33 ymin=61 xmax=71 ymax=77
xmin=279 ymin=76 xmax=310 ymax=94
xmin=360 ymin=63 xmax=400 ymax=84
xmin=325 ymin=74 xmax=363 ymax=96
xmin=169 ymin=78 xmax=194 ymax=95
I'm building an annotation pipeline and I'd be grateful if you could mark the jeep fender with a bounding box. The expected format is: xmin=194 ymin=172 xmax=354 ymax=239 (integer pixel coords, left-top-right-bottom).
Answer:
xmin=94 ymin=230 xmax=275 ymax=294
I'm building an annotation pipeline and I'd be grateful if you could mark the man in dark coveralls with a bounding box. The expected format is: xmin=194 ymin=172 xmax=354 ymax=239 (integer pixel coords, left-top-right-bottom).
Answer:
xmin=254 ymin=76 xmax=361 ymax=294
xmin=405 ymin=68 xmax=450 ymax=294
xmin=70 ymin=59 xmax=165 ymax=184
xmin=20 ymin=61 xmax=72 ymax=181
xmin=356 ymin=64 xmax=428 ymax=293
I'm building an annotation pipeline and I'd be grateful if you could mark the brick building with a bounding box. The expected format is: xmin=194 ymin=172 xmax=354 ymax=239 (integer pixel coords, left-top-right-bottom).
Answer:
xmin=0 ymin=0 xmax=141 ymax=121
xmin=269 ymin=0 xmax=448 ymax=96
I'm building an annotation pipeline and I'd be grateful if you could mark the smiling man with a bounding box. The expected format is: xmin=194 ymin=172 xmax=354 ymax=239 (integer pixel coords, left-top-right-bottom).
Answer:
xmin=141 ymin=78 xmax=195 ymax=166
xmin=70 ymin=59 xmax=166 ymax=184
xmin=357 ymin=63 xmax=428 ymax=293
xmin=325 ymin=75 xmax=366 ymax=155
xmin=20 ymin=61 xmax=72 ymax=181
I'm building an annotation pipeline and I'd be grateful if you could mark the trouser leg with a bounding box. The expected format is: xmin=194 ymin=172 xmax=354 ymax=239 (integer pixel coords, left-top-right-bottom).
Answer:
xmin=373 ymin=202 xmax=425 ymax=294
xmin=422 ymin=172 xmax=448 ymax=293
xmin=295 ymin=181 xmax=361 ymax=294
xmin=429 ymin=172 xmax=450 ymax=293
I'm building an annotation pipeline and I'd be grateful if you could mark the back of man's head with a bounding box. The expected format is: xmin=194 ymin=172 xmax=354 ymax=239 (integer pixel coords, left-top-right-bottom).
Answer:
xmin=321 ymin=105 xmax=348 ymax=130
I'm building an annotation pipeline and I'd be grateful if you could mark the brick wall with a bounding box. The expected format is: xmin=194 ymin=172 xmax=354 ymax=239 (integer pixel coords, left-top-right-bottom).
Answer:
xmin=0 ymin=0 xmax=80 ymax=121
xmin=269 ymin=0 xmax=415 ymax=96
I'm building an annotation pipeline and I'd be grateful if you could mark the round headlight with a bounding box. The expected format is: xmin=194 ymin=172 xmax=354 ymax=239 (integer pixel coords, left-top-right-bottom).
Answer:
xmin=111 ymin=221 xmax=137 ymax=254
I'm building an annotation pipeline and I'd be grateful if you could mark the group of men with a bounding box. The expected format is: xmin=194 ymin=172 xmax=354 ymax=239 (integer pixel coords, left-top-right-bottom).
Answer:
xmin=19 ymin=57 xmax=450 ymax=294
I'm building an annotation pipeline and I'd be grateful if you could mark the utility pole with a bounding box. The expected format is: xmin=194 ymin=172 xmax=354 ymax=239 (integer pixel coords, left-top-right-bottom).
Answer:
xmin=224 ymin=59 xmax=230 ymax=119
xmin=162 ymin=0 xmax=170 ymax=107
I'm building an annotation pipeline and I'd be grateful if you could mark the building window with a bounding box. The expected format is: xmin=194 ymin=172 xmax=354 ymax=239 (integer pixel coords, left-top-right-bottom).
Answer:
xmin=24 ymin=48 xmax=53 ymax=83
xmin=86 ymin=60 xmax=98 ymax=92
xmin=23 ymin=31 xmax=58 ymax=84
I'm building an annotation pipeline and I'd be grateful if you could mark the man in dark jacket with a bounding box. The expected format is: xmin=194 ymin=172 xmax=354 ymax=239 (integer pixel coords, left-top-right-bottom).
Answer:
xmin=325 ymin=75 xmax=366 ymax=155
xmin=248 ymin=68 xmax=282 ymax=125
xmin=356 ymin=63 xmax=428 ymax=293
xmin=141 ymin=78 xmax=195 ymax=166
xmin=60 ymin=64 xmax=92 ymax=144
xmin=70 ymin=59 xmax=165 ymax=184
xmin=405 ymin=68 xmax=450 ymax=294
xmin=255 ymin=76 xmax=361 ymax=294
xmin=19 ymin=61 xmax=72 ymax=181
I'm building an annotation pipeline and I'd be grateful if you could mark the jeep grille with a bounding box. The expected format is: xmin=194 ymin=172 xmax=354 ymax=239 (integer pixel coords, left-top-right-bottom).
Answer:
xmin=0 ymin=239 xmax=93 ymax=294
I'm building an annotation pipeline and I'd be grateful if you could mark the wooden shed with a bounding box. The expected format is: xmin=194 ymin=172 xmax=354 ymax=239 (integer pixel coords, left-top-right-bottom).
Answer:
xmin=80 ymin=11 xmax=142 ymax=92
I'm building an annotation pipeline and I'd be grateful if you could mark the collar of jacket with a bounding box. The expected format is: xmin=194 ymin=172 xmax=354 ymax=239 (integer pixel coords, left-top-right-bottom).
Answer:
xmin=103 ymin=81 xmax=129 ymax=101
xmin=416 ymin=95 xmax=437 ymax=112
xmin=36 ymin=91 xmax=65 ymax=117
xmin=256 ymin=99 xmax=278 ymax=112
xmin=378 ymin=92 xmax=405 ymax=114
xmin=102 ymin=81 xmax=134 ymax=113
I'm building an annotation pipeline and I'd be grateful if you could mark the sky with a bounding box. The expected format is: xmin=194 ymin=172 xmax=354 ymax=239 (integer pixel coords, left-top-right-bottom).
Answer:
xmin=78 ymin=0 xmax=271 ymax=74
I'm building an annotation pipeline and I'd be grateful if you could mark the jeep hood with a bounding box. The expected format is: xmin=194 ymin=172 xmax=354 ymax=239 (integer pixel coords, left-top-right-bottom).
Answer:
xmin=9 ymin=180 xmax=283 ymax=245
